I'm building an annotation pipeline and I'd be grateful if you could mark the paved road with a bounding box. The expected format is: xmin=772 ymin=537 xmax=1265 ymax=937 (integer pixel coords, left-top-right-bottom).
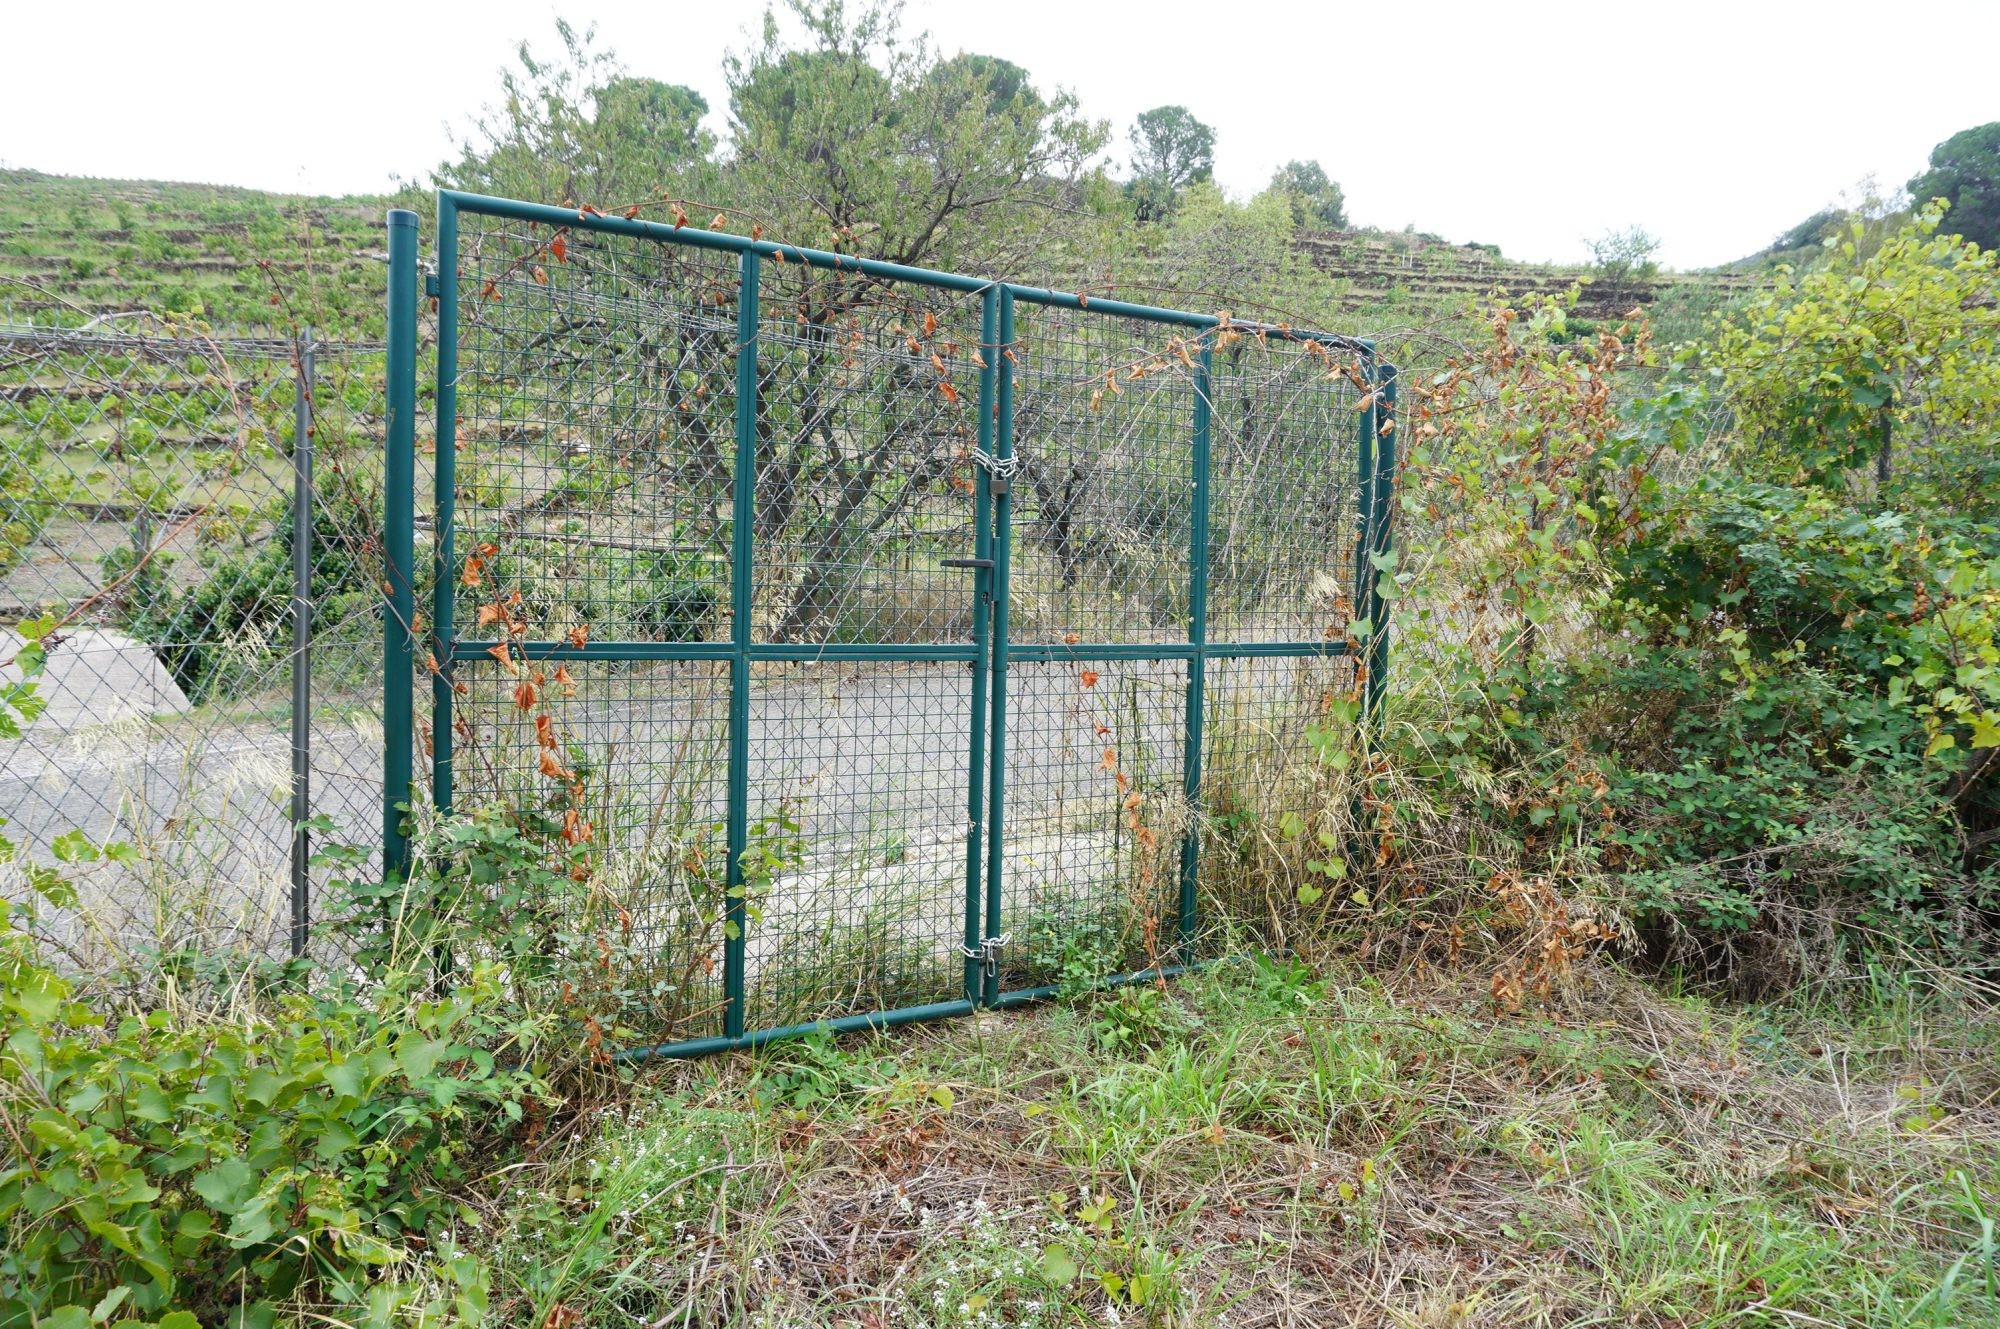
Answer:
xmin=4 ymin=646 xmax=1336 ymax=975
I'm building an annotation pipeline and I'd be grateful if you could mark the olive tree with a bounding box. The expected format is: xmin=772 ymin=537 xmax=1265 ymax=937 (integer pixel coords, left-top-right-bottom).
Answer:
xmin=726 ymin=1 xmax=1104 ymax=270
xmin=1908 ymin=122 xmax=2000 ymax=253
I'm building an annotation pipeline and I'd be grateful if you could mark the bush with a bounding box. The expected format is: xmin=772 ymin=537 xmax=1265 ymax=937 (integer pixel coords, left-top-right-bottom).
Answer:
xmin=108 ymin=467 xmax=378 ymax=703
xmin=1584 ymin=480 xmax=1998 ymax=939
xmin=0 ymin=899 xmax=542 ymax=1327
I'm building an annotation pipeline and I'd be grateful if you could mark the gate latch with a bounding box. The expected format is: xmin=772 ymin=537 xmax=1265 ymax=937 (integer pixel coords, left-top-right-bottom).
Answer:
xmin=963 ymin=931 xmax=1011 ymax=980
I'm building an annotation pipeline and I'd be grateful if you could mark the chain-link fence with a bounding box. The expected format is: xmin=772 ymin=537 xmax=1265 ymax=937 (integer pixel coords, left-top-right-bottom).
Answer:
xmin=405 ymin=194 xmax=1392 ymax=1056
xmin=0 ymin=322 xmax=387 ymax=962
xmin=1 ymin=200 xmax=1394 ymax=1055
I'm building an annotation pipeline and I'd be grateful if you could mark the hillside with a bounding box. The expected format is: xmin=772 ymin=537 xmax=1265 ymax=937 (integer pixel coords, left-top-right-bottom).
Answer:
xmin=0 ymin=169 xmax=389 ymax=335
xmin=1296 ymin=229 xmax=1762 ymax=321
xmin=1 ymin=170 xmax=1757 ymax=342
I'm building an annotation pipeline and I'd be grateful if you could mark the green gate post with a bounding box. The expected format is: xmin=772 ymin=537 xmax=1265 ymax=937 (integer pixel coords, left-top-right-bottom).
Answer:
xmin=1353 ymin=351 xmax=1379 ymax=735
xmin=432 ymin=197 xmax=459 ymax=817
xmin=290 ymin=328 xmax=315 ymax=958
xmin=1178 ymin=343 xmax=1215 ymax=962
xmin=964 ymin=288 xmax=999 ymax=1004
xmin=723 ymin=251 xmax=761 ymax=1040
xmin=1364 ymin=363 xmax=1398 ymax=727
xmin=382 ymin=209 xmax=419 ymax=881
xmin=982 ymin=287 xmax=1017 ymax=1008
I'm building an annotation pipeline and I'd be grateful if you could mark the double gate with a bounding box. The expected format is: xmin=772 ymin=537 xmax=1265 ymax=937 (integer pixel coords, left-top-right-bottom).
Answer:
xmin=383 ymin=193 xmax=1395 ymax=1056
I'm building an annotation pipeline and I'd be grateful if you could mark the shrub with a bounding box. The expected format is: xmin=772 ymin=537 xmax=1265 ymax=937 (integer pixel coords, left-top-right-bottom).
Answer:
xmin=0 ymin=899 xmax=542 ymax=1327
xmin=108 ymin=467 xmax=378 ymax=703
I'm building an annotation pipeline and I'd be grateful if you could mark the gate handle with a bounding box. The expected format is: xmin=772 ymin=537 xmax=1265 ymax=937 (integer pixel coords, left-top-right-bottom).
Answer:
xmin=939 ymin=557 xmax=994 ymax=570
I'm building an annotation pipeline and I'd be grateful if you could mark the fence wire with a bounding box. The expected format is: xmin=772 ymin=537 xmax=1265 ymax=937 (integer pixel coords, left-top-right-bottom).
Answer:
xmin=1 ymin=202 xmax=1387 ymax=1048
xmin=422 ymin=197 xmax=1384 ymax=1052
xmin=0 ymin=323 xmax=387 ymax=962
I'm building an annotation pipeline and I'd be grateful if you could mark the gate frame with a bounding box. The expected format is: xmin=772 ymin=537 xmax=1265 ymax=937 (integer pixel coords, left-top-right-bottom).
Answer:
xmin=384 ymin=195 xmax=1397 ymax=1056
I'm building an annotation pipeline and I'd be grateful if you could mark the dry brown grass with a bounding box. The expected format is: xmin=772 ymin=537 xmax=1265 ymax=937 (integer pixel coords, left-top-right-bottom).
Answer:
xmin=463 ymin=952 xmax=2000 ymax=1327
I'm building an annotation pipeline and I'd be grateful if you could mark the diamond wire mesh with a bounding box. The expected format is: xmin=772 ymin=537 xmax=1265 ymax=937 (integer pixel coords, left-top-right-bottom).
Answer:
xmin=301 ymin=343 xmax=400 ymax=888
xmin=432 ymin=203 xmax=1379 ymax=1046
xmin=450 ymin=215 xmax=742 ymax=645
xmin=0 ymin=325 xmax=388 ymax=962
xmin=751 ymin=261 xmax=986 ymax=646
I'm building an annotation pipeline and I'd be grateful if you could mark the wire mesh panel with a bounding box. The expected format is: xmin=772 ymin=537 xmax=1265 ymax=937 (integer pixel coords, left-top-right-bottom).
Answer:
xmin=1006 ymin=306 xmax=1197 ymax=644
xmin=302 ymin=342 xmax=400 ymax=920
xmin=1198 ymin=652 xmax=1361 ymax=957
xmin=449 ymin=656 xmax=732 ymax=1045
xmin=446 ymin=212 xmax=742 ymax=646
xmin=1205 ymin=334 xmax=1369 ymax=644
xmin=994 ymin=656 xmax=1189 ymax=991
xmin=410 ymin=193 xmax=1390 ymax=1053
xmin=988 ymin=296 xmax=1377 ymax=1001
xmin=0 ymin=326 xmax=385 ymax=964
xmin=750 ymin=263 xmax=987 ymax=646
xmin=742 ymin=660 xmax=973 ymax=1029
xmin=429 ymin=196 xmax=996 ymax=1052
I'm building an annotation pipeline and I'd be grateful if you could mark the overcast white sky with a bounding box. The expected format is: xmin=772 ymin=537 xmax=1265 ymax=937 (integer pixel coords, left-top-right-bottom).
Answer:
xmin=1 ymin=0 xmax=1993 ymax=268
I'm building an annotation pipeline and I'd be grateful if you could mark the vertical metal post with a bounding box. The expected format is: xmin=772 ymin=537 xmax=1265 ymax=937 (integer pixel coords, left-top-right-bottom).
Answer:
xmin=289 ymin=328 xmax=314 ymax=958
xmin=432 ymin=197 xmax=460 ymax=816
xmin=1365 ymin=362 xmax=1398 ymax=728
xmin=1353 ymin=351 xmax=1379 ymax=734
xmin=723 ymin=251 xmax=760 ymax=1040
xmin=1178 ymin=343 xmax=1214 ymax=962
xmin=383 ymin=210 xmax=419 ymax=881
xmin=963 ymin=288 xmax=998 ymax=1004
xmin=982 ymin=288 xmax=1016 ymax=1008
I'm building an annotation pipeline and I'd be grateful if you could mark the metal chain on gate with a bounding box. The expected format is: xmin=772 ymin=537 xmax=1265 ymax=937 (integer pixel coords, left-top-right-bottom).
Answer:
xmin=968 ymin=446 xmax=1018 ymax=494
xmin=962 ymin=931 xmax=1012 ymax=979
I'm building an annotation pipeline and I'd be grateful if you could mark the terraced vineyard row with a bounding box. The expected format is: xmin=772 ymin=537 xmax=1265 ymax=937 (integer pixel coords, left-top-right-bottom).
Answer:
xmin=0 ymin=169 xmax=389 ymax=334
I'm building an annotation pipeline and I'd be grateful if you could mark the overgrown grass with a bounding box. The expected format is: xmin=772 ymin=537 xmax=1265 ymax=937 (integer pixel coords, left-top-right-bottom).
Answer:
xmin=448 ymin=957 xmax=2000 ymax=1327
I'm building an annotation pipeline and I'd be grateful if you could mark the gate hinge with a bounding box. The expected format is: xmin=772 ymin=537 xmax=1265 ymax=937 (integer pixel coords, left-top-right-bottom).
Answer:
xmin=424 ymin=274 xmax=441 ymax=299
xmin=962 ymin=931 xmax=1012 ymax=979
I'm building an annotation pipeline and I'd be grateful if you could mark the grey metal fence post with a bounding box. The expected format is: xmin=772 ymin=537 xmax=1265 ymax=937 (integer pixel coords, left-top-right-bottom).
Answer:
xmin=290 ymin=329 xmax=315 ymax=959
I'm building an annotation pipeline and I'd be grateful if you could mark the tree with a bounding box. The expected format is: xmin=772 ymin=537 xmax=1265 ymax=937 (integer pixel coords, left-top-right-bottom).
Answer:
xmin=1908 ymin=122 xmax=2000 ymax=252
xmin=1707 ymin=201 xmax=2000 ymax=510
xmin=1126 ymin=105 xmax=1214 ymax=222
xmin=1262 ymin=159 xmax=1347 ymax=230
xmin=1766 ymin=207 xmax=1843 ymax=256
xmin=1586 ymin=225 xmax=1661 ymax=300
xmin=434 ymin=20 xmax=717 ymax=207
xmin=718 ymin=1 xmax=1106 ymax=640
xmin=593 ymin=76 xmax=710 ymax=165
xmin=725 ymin=0 xmax=1103 ymax=269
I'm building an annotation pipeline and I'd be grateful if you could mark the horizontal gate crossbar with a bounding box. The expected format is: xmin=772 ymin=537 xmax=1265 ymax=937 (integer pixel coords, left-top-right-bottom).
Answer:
xmin=615 ymin=998 xmax=978 ymax=1061
xmin=445 ymin=639 xmax=981 ymax=664
xmin=998 ymin=641 xmax=1356 ymax=662
xmin=446 ymin=640 xmax=1356 ymax=664
xmin=618 ymin=963 xmax=1208 ymax=1061
xmin=438 ymin=190 xmax=1374 ymax=351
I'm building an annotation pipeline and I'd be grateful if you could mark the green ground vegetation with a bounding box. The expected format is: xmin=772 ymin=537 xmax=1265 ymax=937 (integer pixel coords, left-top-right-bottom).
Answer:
xmin=5 ymin=4 xmax=2000 ymax=1326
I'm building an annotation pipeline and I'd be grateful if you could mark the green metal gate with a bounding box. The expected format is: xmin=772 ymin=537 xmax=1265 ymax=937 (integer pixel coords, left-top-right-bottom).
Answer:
xmin=382 ymin=194 xmax=1395 ymax=1057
